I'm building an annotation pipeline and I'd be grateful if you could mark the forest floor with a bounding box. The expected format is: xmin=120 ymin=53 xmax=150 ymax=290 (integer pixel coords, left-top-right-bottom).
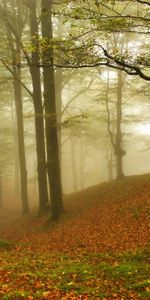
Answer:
xmin=0 ymin=174 xmax=150 ymax=299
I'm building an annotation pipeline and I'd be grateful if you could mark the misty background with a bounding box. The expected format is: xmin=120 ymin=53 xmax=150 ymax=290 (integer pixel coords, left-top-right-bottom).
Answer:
xmin=0 ymin=0 xmax=149 ymax=214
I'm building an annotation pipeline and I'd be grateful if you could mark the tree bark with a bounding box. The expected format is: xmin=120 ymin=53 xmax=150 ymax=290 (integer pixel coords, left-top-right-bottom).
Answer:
xmin=11 ymin=97 xmax=20 ymax=194
xmin=115 ymin=70 xmax=125 ymax=179
xmin=105 ymin=68 xmax=125 ymax=180
xmin=80 ymin=138 xmax=84 ymax=190
xmin=41 ymin=0 xmax=64 ymax=220
xmin=106 ymin=147 xmax=114 ymax=181
xmin=13 ymin=66 xmax=29 ymax=214
xmin=71 ymin=137 xmax=78 ymax=192
xmin=0 ymin=171 xmax=2 ymax=208
xmin=28 ymin=0 xmax=49 ymax=213
xmin=55 ymin=69 xmax=63 ymax=165
xmin=3 ymin=0 xmax=29 ymax=215
xmin=55 ymin=17 xmax=64 ymax=168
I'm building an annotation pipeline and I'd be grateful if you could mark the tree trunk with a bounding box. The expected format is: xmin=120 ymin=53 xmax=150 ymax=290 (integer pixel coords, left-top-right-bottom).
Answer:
xmin=55 ymin=69 xmax=63 ymax=165
xmin=0 ymin=171 xmax=2 ymax=208
xmin=13 ymin=66 xmax=29 ymax=214
xmin=11 ymin=97 xmax=20 ymax=194
xmin=115 ymin=70 xmax=125 ymax=179
xmin=3 ymin=0 xmax=29 ymax=215
xmin=28 ymin=0 xmax=49 ymax=213
xmin=71 ymin=137 xmax=78 ymax=192
xmin=106 ymin=147 xmax=114 ymax=181
xmin=41 ymin=0 xmax=64 ymax=220
xmin=55 ymin=17 xmax=64 ymax=168
xmin=80 ymin=138 xmax=84 ymax=190
xmin=105 ymin=68 xmax=125 ymax=180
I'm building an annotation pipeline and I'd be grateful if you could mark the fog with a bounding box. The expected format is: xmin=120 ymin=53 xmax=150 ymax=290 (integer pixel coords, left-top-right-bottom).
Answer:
xmin=0 ymin=0 xmax=149 ymax=219
xmin=0 ymin=2 xmax=150 ymax=299
xmin=1 ymin=66 xmax=150 ymax=212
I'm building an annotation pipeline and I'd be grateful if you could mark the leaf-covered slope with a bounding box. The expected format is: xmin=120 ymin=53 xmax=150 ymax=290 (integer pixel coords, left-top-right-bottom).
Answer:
xmin=0 ymin=174 xmax=149 ymax=254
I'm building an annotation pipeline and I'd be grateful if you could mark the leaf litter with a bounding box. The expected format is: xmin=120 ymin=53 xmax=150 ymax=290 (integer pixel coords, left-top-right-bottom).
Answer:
xmin=0 ymin=174 xmax=149 ymax=299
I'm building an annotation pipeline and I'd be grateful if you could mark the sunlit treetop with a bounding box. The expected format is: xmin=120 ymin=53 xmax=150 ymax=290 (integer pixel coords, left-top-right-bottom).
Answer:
xmin=49 ymin=0 xmax=150 ymax=80
xmin=0 ymin=0 xmax=149 ymax=81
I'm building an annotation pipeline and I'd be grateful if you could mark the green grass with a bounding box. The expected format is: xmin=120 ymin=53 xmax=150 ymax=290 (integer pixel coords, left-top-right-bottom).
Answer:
xmin=0 ymin=246 xmax=149 ymax=299
xmin=0 ymin=239 xmax=14 ymax=249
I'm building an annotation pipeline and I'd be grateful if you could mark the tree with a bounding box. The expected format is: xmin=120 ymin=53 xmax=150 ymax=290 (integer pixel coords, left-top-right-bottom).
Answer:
xmin=0 ymin=78 xmax=18 ymax=208
xmin=25 ymin=0 xmax=49 ymax=213
xmin=47 ymin=0 xmax=150 ymax=81
xmin=0 ymin=171 xmax=2 ymax=208
xmin=0 ymin=0 xmax=149 ymax=215
xmin=0 ymin=0 xmax=65 ymax=218
xmin=56 ymin=0 xmax=149 ymax=179
xmin=41 ymin=0 xmax=64 ymax=219
xmin=1 ymin=0 xmax=29 ymax=214
xmin=0 ymin=0 xmax=51 ymax=214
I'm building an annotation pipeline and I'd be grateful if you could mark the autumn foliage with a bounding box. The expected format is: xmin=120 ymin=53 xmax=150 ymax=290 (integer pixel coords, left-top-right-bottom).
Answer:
xmin=0 ymin=175 xmax=149 ymax=299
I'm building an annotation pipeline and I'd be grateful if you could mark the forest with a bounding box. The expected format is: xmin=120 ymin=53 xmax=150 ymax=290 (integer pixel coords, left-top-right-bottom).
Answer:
xmin=0 ymin=0 xmax=150 ymax=299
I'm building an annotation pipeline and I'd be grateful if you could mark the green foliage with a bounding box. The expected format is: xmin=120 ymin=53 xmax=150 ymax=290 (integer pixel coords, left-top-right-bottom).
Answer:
xmin=0 ymin=247 xmax=149 ymax=299
xmin=0 ymin=239 xmax=13 ymax=249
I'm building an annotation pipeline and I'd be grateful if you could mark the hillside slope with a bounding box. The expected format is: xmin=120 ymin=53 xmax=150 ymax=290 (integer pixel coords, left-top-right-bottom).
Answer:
xmin=0 ymin=174 xmax=149 ymax=254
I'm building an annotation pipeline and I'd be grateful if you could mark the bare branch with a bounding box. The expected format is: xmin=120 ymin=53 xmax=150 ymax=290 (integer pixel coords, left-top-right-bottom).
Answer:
xmin=0 ymin=59 xmax=33 ymax=98
xmin=136 ymin=0 xmax=150 ymax=6
xmin=98 ymin=45 xmax=150 ymax=81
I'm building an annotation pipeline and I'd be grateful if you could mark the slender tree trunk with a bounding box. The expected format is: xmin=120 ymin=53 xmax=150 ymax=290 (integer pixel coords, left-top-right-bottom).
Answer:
xmin=3 ymin=0 xmax=29 ymax=214
xmin=3 ymin=0 xmax=29 ymax=213
xmin=0 ymin=170 xmax=2 ymax=208
xmin=55 ymin=69 xmax=63 ymax=165
xmin=80 ymin=138 xmax=84 ymax=190
xmin=14 ymin=134 xmax=20 ymax=194
xmin=41 ymin=0 xmax=64 ymax=220
xmin=105 ymin=70 xmax=116 ymax=180
xmin=105 ymin=68 xmax=125 ymax=180
xmin=106 ymin=147 xmax=114 ymax=181
xmin=55 ymin=17 xmax=64 ymax=168
xmin=115 ymin=70 xmax=125 ymax=179
xmin=11 ymin=98 xmax=20 ymax=194
xmin=28 ymin=0 xmax=49 ymax=213
xmin=13 ymin=66 xmax=29 ymax=214
xmin=71 ymin=137 xmax=78 ymax=192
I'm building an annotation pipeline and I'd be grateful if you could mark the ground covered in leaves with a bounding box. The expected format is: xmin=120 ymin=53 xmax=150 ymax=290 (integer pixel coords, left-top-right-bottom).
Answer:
xmin=0 ymin=174 xmax=150 ymax=299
